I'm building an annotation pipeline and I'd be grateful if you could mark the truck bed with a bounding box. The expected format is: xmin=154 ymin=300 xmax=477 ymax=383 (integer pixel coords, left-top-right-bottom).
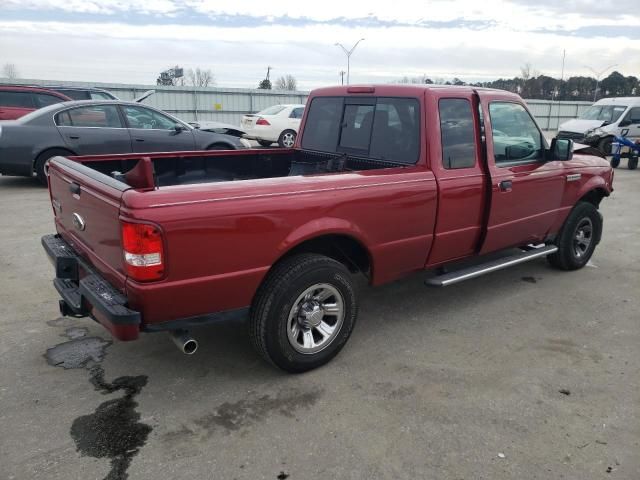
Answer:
xmin=69 ymin=148 xmax=409 ymax=190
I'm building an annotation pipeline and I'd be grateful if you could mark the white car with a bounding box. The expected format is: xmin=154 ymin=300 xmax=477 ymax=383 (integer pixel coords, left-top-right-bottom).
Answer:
xmin=241 ymin=104 xmax=305 ymax=147
xmin=558 ymin=97 xmax=640 ymax=153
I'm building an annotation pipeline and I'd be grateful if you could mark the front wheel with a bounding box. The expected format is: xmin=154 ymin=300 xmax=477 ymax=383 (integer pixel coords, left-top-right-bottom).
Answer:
xmin=598 ymin=137 xmax=613 ymax=156
xmin=249 ymin=254 xmax=358 ymax=373
xmin=611 ymin=157 xmax=620 ymax=168
xmin=278 ymin=130 xmax=296 ymax=148
xmin=547 ymin=202 xmax=602 ymax=271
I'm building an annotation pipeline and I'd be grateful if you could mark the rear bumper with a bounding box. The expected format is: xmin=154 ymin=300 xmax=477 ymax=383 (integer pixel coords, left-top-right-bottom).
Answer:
xmin=42 ymin=234 xmax=141 ymax=340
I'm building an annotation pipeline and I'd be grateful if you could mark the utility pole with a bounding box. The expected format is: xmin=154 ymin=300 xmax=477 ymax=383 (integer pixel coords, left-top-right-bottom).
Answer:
xmin=584 ymin=63 xmax=617 ymax=102
xmin=339 ymin=70 xmax=346 ymax=85
xmin=334 ymin=39 xmax=365 ymax=85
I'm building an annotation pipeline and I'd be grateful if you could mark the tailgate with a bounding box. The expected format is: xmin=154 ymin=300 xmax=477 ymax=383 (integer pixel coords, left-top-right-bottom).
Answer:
xmin=47 ymin=157 xmax=130 ymax=291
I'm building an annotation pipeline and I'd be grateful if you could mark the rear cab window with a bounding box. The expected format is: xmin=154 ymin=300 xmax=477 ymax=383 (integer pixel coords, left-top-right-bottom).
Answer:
xmin=301 ymin=96 xmax=420 ymax=164
xmin=439 ymin=98 xmax=476 ymax=169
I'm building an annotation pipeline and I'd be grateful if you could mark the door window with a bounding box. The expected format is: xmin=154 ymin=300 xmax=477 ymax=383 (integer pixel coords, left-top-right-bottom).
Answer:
xmin=439 ymin=98 xmax=476 ymax=169
xmin=489 ymin=102 xmax=543 ymax=165
xmin=624 ymin=107 xmax=640 ymax=125
xmin=55 ymin=105 xmax=123 ymax=128
xmin=33 ymin=93 xmax=64 ymax=108
xmin=123 ymin=105 xmax=179 ymax=130
xmin=289 ymin=107 xmax=304 ymax=119
xmin=0 ymin=91 xmax=33 ymax=108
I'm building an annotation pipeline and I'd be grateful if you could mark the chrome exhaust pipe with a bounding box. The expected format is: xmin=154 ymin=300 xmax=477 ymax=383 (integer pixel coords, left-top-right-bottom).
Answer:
xmin=170 ymin=330 xmax=198 ymax=355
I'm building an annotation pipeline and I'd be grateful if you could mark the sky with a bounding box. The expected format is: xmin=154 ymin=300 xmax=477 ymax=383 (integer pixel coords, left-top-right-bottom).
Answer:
xmin=1 ymin=0 xmax=639 ymax=89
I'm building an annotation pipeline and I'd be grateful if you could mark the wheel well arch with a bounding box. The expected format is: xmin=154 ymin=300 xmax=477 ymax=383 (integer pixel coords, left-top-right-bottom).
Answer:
xmin=272 ymin=234 xmax=373 ymax=281
xmin=33 ymin=147 xmax=76 ymax=170
xmin=579 ymin=187 xmax=609 ymax=207
xmin=206 ymin=142 xmax=235 ymax=150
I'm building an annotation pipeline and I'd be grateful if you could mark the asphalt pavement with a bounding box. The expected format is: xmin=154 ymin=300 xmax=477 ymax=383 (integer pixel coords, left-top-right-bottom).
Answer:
xmin=0 ymin=162 xmax=638 ymax=480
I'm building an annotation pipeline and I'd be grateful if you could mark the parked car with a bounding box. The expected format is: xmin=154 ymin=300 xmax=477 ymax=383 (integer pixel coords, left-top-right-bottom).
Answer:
xmin=43 ymin=86 xmax=119 ymax=101
xmin=42 ymin=85 xmax=613 ymax=372
xmin=0 ymin=100 xmax=248 ymax=184
xmin=0 ymin=85 xmax=72 ymax=120
xmin=558 ymin=97 xmax=640 ymax=154
xmin=241 ymin=104 xmax=305 ymax=147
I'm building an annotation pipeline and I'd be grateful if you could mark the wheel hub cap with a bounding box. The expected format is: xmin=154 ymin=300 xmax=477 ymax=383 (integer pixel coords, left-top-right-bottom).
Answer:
xmin=573 ymin=218 xmax=593 ymax=258
xmin=287 ymin=283 xmax=345 ymax=354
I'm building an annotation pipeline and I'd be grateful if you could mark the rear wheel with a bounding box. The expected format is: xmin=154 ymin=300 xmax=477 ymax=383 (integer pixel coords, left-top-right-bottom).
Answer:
xmin=629 ymin=156 xmax=638 ymax=170
xmin=34 ymin=149 xmax=74 ymax=186
xmin=610 ymin=157 xmax=620 ymax=168
xmin=258 ymin=140 xmax=273 ymax=147
xmin=249 ymin=254 xmax=358 ymax=373
xmin=278 ymin=130 xmax=296 ymax=148
xmin=548 ymin=202 xmax=602 ymax=271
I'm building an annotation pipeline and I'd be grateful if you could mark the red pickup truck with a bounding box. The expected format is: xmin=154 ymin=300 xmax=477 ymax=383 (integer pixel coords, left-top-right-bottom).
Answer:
xmin=42 ymin=85 xmax=613 ymax=372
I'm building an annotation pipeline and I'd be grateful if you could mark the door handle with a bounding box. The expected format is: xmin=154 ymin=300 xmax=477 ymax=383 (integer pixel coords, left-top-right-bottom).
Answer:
xmin=68 ymin=135 xmax=80 ymax=140
xmin=499 ymin=180 xmax=513 ymax=192
xmin=135 ymin=138 xmax=145 ymax=142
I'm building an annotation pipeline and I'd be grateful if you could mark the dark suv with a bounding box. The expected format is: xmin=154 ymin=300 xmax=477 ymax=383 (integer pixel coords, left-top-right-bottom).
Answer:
xmin=0 ymin=86 xmax=72 ymax=120
xmin=43 ymin=86 xmax=118 ymax=101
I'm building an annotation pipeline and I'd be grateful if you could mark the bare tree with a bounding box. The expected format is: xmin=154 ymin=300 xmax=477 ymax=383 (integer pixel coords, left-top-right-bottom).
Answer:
xmin=275 ymin=74 xmax=298 ymax=91
xmin=186 ymin=68 xmax=215 ymax=87
xmin=2 ymin=63 xmax=19 ymax=79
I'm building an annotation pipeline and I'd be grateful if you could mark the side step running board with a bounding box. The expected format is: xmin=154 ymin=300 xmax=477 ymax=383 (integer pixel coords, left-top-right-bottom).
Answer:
xmin=425 ymin=245 xmax=558 ymax=287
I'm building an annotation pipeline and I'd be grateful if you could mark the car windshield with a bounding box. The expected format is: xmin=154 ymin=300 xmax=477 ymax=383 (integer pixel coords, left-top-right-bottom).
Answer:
xmin=580 ymin=105 xmax=627 ymax=123
xmin=257 ymin=105 xmax=286 ymax=116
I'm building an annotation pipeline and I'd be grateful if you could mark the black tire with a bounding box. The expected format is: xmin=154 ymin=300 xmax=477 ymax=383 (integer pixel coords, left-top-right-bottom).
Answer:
xmin=249 ymin=254 xmax=358 ymax=373
xmin=547 ymin=202 xmax=602 ymax=271
xmin=610 ymin=157 xmax=620 ymax=168
xmin=258 ymin=140 xmax=273 ymax=147
xmin=598 ymin=137 xmax=613 ymax=156
xmin=34 ymin=148 xmax=74 ymax=186
xmin=628 ymin=156 xmax=638 ymax=170
xmin=277 ymin=130 xmax=296 ymax=148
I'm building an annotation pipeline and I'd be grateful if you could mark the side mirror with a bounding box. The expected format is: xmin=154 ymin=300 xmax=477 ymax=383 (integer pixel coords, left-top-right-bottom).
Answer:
xmin=505 ymin=142 xmax=535 ymax=160
xmin=174 ymin=124 xmax=186 ymax=132
xmin=618 ymin=119 xmax=631 ymax=127
xmin=551 ymin=138 xmax=573 ymax=161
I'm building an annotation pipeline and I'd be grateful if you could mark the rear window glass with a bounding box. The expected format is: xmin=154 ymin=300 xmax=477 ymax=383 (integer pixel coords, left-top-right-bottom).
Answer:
xmin=439 ymin=99 xmax=476 ymax=169
xmin=56 ymin=89 xmax=90 ymax=100
xmin=302 ymin=96 xmax=420 ymax=164
xmin=258 ymin=105 xmax=286 ymax=115
xmin=0 ymin=91 xmax=33 ymax=108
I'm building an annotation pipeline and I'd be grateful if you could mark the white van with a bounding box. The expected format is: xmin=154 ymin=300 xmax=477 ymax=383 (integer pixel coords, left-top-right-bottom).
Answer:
xmin=558 ymin=97 xmax=640 ymax=153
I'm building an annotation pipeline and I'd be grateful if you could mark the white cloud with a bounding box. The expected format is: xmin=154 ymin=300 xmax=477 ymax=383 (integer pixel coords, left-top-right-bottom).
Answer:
xmin=0 ymin=1 xmax=638 ymax=87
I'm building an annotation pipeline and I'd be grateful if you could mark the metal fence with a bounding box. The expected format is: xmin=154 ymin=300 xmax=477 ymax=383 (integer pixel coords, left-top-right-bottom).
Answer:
xmin=1 ymin=78 xmax=592 ymax=129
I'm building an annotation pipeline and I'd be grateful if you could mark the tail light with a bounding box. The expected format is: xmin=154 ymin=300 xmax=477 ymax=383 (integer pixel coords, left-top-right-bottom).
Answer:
xmin=121 ymin=221 xmax=165 ymax=281
xmin=256 ymin=117 xmax=270 ymax=126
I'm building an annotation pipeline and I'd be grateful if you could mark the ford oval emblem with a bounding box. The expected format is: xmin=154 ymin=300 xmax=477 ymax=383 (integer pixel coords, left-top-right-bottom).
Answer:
xmin=72 ymin=213 xmax=86 ymax=231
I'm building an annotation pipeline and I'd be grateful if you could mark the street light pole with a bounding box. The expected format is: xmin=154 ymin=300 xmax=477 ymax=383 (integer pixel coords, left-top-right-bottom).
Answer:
xmin=335 ymin=38 xmax=365 ymax=85
xmin=584 ymin=64 xmax=617 ymax=102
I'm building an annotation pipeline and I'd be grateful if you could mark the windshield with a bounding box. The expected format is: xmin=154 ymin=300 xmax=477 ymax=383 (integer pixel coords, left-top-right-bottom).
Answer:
xmin=580 ymin=105 xmax=627 ymax=123
xmin=257 ymin=105 xmax=286 ymax=116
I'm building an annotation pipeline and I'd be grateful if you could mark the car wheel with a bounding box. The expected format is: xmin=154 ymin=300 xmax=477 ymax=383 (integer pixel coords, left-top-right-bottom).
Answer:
xmin=598 ymin=137 xmax=613 ymax=156
xmin=35 ymin=149 xmax=74 ymax=186
xmin=547 ymin=202 xmax=602 ymax=271
xmin=628 ymin=156 xmax=638 ymax=170
xmin=249 ymin=254 xmax=358 ymax=373
xmin=258 ymin=140 xmax=273 ymax=147
xmin=278 ymin=130 xmax=296 ymax=148
xmin=610 ymin=156 xmax=620 ymax=168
